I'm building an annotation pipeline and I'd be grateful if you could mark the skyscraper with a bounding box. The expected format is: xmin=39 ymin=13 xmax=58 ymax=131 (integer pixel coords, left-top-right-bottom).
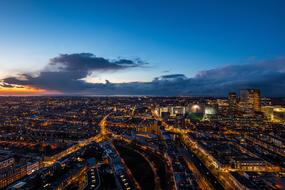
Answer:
xmin=228 ymin=92 xmax=237 ymax=114
xmin=240 ymin=89 xmax=261 ymax=113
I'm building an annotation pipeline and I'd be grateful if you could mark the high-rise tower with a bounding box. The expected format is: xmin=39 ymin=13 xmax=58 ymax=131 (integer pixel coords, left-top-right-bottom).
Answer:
xmin=240 ymin=89 xmax=261 ymax=113
xmin=228 ymin=92 xmax=237 ymax=113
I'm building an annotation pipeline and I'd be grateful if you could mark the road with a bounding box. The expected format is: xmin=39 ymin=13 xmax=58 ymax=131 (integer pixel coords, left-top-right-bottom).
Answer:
xmin=42 ymin=114 xmax=110 ymax=167
xmin=181 ymin=134 xmax=242 ymax=190
xmin=150 ymin=108 xmax=227 ymax=190
xmin=151 ymin=109 xmax=191 ymax=134
xmin=180 ymin=145 xmax=222 ymax=190
xmin=179 ymin=144 xmax=213 ymax=190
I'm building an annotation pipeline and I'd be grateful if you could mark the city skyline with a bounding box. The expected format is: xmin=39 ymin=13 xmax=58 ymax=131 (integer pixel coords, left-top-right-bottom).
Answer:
xmin=1 ymin=0 xmax=285 ymax=96
xmin=0 ymin=93 xmax=284 ymax=189
xmin=1 ymin=1 xmax=285 ymax=189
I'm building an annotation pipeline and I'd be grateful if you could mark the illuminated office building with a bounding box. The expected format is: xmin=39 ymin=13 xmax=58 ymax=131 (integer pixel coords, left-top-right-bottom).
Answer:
xmin=228 ymin=92 xmax=237 ymax=113
xmin=262 ymin=106 xmax=285 ymax=123
xmin=240 ymin=89 xmax=261 ymax=113
xmin=170 ymin=106 xmax=186 ymax=116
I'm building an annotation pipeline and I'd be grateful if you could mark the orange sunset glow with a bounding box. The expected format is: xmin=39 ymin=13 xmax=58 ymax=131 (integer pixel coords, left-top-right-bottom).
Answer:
xmin=0 ymin=86 xmax=48 ymax=96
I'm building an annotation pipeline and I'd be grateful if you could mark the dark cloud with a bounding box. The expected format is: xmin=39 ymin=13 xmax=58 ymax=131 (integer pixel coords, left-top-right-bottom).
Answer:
xmin=0 ymin=82 xmax=15 ymax=88
xmin=191 ymin=57 xmax=285 ymax=96
xmin=3 ymin=53 xmax=147 ymax=92
xmin=159 ymin=74 xmax=187 ymax=80
xmin=2 ymin=55 xmax=285 ymax=96
xmin=49 ymin=53 xmax=145 ymax=73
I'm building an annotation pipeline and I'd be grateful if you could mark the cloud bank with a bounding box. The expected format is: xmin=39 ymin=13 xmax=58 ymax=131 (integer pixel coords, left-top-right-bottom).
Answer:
xmin=2 ymin=53 xmax=285 ymax=96
xmin=3 ymin=53 xmax=146 ymax=92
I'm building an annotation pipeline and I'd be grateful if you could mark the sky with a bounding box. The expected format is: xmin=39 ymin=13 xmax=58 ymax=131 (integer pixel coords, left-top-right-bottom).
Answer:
xmin=0 ymin=0 xmax=285 ymax=96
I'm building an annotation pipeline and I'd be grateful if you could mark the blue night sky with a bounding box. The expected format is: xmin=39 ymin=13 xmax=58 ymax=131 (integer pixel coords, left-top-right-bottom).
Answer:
xmin=1 ymin=0 xmax=285 ymax=96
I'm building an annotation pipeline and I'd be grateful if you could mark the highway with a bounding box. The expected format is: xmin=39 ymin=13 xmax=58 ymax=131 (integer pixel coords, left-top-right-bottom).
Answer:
xmin=180 ymin=145 xmax=223 ymax=190
xmin=151 ymin=108 xmax=226 ymax=190
xmin=179 ymin=144 xmax=213 ymax=190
